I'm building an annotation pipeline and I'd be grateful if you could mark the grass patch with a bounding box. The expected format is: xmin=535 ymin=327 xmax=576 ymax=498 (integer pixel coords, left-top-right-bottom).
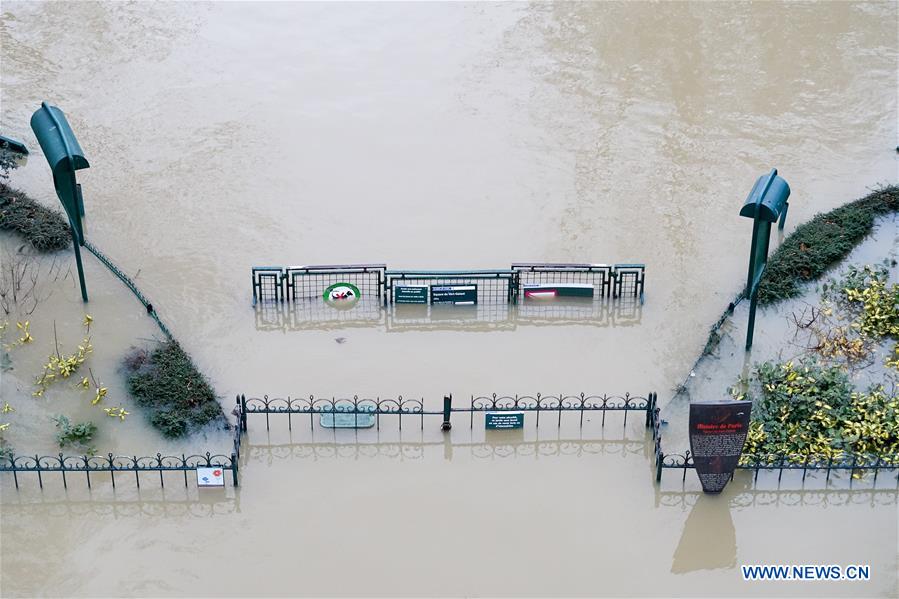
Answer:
xmin=757 ymin=185 xmax=898 ymax=305
xmin=0 ymin=183 xmax=71 ymax=252
xmin=123 ymin=341 xmax=225 ymax=438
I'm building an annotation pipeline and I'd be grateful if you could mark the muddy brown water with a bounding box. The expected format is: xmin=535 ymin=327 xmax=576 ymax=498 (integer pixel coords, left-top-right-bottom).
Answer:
xmin=1 ymin=1 xmax=897 ymax=596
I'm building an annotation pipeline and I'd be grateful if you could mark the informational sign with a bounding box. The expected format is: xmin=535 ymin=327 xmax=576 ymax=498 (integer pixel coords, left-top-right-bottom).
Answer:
xmin=689 ymin=400 xmax=752 ymax=493
xmin=523 ymin=283 xmax=594 ymax=299
xmin=323 ymin=282 xmax=361 ymax=308
xmin=394 ymin=284 xmax=429 ymax=304
xmin=485 ymin=412 xmax=524 ymax=430
xmin=196 ymin=467 xmax=225 ymax=488
xmin=431 ymin=284 xmax=477 ymax=305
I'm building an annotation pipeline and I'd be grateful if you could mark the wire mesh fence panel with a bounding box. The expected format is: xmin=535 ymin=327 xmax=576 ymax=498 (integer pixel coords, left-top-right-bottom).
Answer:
xmin=286 ymin=264 xmax=385 ymax=301
xmin=252 ymin=267 xmax=285 ymax=303
xmin=386 ymin=271 xmax=518 ymax=304
xmin=613 ymin=264 xmax=645 ymax=299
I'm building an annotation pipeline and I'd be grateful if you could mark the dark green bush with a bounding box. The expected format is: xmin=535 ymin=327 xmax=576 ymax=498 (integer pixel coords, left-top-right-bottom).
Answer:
xmin=738 ymin=359 xmax=899 ymax=459
xmin=757 ymin=186 xmax=899 ymax=305
xmin=53 ymin=414 xmax=97 ymax=453
xmin=0 ymin=183 xmax=71 ymax=252
xmin=124 ymin=341 xmax=225 ymax=438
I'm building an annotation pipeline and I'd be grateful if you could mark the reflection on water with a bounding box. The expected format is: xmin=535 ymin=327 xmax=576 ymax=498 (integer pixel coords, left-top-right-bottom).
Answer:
xmin=254 ymin=296 xmax=643 ymax=332
xmin=672 ymin=488 xmax=740 ymax=573
xmin=245 ymin=435 xmax=650 ymax=463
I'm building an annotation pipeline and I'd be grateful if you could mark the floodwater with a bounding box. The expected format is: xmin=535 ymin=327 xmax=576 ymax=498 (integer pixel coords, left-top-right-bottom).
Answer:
xmin=1 ymin=1 xmax=897 ymax=596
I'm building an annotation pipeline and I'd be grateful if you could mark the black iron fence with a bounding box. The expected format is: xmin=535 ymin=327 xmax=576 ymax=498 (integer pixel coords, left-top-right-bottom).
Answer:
xmin=239 ymin=392 xmax=658 ymax=433
xmin=251 ymin=262 xmax=647 ymax=305
xmin=0 ymin=451 xmax=238 ymax=490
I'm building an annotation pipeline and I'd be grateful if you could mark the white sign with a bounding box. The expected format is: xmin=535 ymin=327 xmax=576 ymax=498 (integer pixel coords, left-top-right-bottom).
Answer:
xmin=196 ymin=466 xmax=225 ymax=488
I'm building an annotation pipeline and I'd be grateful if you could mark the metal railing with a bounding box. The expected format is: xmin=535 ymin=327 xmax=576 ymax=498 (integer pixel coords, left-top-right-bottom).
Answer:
xmin=239 ymin=392 xmax=658 ymax=432
xmin=0 ymin=450 xmax=238 ymax=490
xmin=251 ymin=262 xmax=647 ymax=305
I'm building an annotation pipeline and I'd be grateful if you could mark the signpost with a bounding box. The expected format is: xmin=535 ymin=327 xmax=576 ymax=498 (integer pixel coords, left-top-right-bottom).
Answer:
xmin=431 ymin=284 xmax=477 ymax=305
xmin=394 ymin=284 xmax=429 ymax=304
xmin=196 ymin=467 xmax=225 ymax=488
xmin=30 ymin=102 xmax=90 ymax=302
xmin=739 ymin=169 xmax=790 ymax=349
xmin=485 ymin=412 xmax=524 ymax=430
xmin=689 ymin=400 xmax=752 ymax=493
xmin=323 ymin=282 xmax=360 ymax=308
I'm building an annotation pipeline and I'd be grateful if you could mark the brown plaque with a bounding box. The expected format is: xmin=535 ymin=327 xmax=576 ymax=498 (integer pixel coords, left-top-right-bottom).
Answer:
xmin=689 ymin=400 xmax=752 ymax=493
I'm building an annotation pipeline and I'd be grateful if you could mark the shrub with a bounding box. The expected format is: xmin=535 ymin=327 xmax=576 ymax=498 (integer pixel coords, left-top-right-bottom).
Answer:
xmin=53 ymin=414 xmax=97 ymax=453
xmin=0 ymin=183 xmax=71 ymax=252
xmin=738 ymin=359 xmax=899 ymax=459
xmin=123 ymin=341 xmax=225 ymax=438
xmin=757 ymin=186 xmax=899 ymax=305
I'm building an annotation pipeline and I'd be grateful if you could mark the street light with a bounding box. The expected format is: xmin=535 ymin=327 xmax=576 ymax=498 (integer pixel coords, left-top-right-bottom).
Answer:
xmin=739 ymin=168 xmax=790 ymax=349
xmin=30 ymin=102 xmax=90 ymax=302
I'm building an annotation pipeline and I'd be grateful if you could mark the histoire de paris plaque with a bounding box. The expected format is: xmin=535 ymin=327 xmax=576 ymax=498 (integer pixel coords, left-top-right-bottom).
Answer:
xmin=689 ymin=400 xmax=752 ymax=493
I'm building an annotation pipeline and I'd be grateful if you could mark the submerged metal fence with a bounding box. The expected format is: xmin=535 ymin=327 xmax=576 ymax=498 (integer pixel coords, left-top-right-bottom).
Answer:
xmin=239 ymin=392 xmax=658 ymax=432
xmin=251 ymin=262 xmax=647 ymax=305
xmin=285 ymin=264 xmax=386 ymax=302
xmin=0 ymin=451 xmax=238 ymax=490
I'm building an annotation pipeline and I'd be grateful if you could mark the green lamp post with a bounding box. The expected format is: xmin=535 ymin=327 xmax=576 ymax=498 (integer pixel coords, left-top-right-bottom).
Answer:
xmin=739 ymin=168 xmax=790 ymax=349
xmin=30 ymin=102 xmax=90 ymax=302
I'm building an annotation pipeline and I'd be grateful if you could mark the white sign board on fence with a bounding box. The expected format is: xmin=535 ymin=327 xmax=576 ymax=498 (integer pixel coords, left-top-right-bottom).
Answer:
xmin=196 ymin=467 xmax=225 ymax=488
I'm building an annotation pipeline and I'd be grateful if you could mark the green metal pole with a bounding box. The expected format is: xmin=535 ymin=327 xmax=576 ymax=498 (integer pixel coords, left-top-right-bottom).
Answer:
xmin=70 ymin=226 xmax=88 ymax=302
xmin=745 ymin=287 xmax=758 ymax=350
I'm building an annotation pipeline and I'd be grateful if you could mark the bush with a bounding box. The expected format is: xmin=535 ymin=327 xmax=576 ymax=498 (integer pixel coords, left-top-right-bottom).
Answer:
xmin=123 ymin=341 xmax=225 ymax=438
xmin=53 ymin=414 xmax=97 ymax=453
xmin=0 ymin=183 xmax=71 ymax=252
xmin=757 ymin=186 xmax=899 ymax=305
xmin=738 ymin=359 xmax=899 ymax=459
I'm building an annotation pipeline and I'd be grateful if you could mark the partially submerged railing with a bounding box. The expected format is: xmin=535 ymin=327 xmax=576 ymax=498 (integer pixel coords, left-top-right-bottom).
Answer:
xmin=238 ymin=392 xmax=658 ymax=432
xmin=251 ymin=262 xmax=647 ymax=305
xmin=0 ymin=450 xmax=238 ymax=490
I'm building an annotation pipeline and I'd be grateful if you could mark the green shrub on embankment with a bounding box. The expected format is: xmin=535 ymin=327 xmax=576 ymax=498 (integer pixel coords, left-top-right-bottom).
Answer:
xmin=733 ymin=359 xmax=899 ymax=460
xmin=757 ymin=185 xmax=899 ymax=306
xmin=0 ymin=183 xmax=71 ymax=252
xmin=123 ymin=341 xmax=225 ymax=438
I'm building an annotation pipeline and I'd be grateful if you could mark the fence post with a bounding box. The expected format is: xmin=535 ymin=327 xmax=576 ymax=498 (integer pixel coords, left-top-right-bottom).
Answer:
xmin=232 ymin=452 xmax=239 ymax=487
xmin=441 ymin=395 xmax=452 ymax=431
xmin=240 ymin=394 xmax=248 ymax=432
xmin=656 ymin=450 xmax=664 ymax=482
